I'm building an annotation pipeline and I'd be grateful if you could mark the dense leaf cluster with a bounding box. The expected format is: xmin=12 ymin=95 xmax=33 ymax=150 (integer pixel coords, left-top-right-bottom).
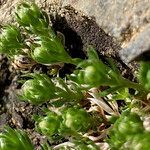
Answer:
xmin=0 ymin=1 xmax=150 ymax=150
xmin=108 ymin=110 xmax=150 ymax=150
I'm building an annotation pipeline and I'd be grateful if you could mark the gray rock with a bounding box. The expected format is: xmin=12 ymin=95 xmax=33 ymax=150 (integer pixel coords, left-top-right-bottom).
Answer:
xmin=58 ymin=0 xmax=149 ymax=39
xmin=55 ymin=0 xmax=150 ymax=63
xmin=120 ymin=24 xmax=150 ymax=63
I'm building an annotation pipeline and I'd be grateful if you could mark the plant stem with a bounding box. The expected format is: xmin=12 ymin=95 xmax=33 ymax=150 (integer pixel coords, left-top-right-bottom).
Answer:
xmin=120 ymin=77 xmax=148 ymax=95
xmin=65 ymin=58 xmax=83 ymax=66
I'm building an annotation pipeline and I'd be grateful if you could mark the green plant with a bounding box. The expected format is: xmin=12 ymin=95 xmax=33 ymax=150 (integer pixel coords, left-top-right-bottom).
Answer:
xmin=19 ymin=74 xmax=83 ymax=104
xmin=70 ymin=46 xmax=150 ymax=98
xmin=61 ymin=106 xmax=93 ymax=133
xmin=128 ymin=132 xmax=150 ymax=150
xmin=107 ymin=110 xmax=150 ymax=150
xmin=15 ymin=1 xmax=48 ymax=30
xmin=31 ymin=38 xmax=71 ymax=65
xmin=35 ymin=106 xmax=94 ymax=138
xmin=36 ymin=111 xmax=62 ymax=137
xmin=0 ymin=126 xmax=34 ymax=150
xmin=1 ymin=1 xmax=81 ymax=66
xmin=0 ymin=25 xmax=24 ymax=57
xmin=51 ymin=139 xmax=99 ymax=150
xmin=15 ymin=1 xmax=81 ymax=65
xmin=19 ymin=74 xmax=57 ymax=104
xmin=138 ymin=61 xmax=150 ymax=91
xmin=0 ymin=1 xmax=150 ymax=150
xmin=35 ymin=106 xmax=98 ymax=149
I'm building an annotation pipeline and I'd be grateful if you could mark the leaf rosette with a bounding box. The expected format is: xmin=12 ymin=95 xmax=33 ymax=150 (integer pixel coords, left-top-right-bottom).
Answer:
xmin=19 ymin=74 xmax=56 ymax=104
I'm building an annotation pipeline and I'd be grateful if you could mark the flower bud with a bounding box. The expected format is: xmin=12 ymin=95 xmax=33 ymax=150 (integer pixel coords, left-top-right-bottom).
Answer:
xmin=37 ymin=112 xmax=61 ymax=136
xmin=20 ymin=74 xmax=56 ymax=104
xmin=108 ymin=111 xmax=145 ymax=149
xmin=113 ymin=111 xmax=144 ymax=136
xmin=84 ymin=65 xmax=103 ymax=85
xmin=117 ymin=114 xmax=144 ymax=136
xmin=62 ymin=107 xmax=92 ymax=132
xmin=15 ymin=2 xmax=41 ymax=27
xmin=32 ymin=46 xmax=54 ymax=64
xmin=0 ymin=25 xmax=23 ymax=56
xmin=31 ymin=37 xmax=72 ymax=65
xmin=130 ymin=132 xmax=150 ymax=150
xmin=77 ymin=64 xmax=106 ymax=87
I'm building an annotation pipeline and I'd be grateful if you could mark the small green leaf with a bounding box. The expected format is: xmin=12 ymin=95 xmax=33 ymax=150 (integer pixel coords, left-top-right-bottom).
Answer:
xmin=138 ymin=61 xmax=150 ymax=91
xmin=87 ymin=46 xmax=99 ymax=60
xmin=0 ymin=126 xmax=34 ymax=150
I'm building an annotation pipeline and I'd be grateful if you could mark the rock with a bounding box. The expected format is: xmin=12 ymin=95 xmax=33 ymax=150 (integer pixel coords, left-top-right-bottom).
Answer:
xmin=120 ymin=24 xmax=150 ymax=63
xmin=51 ymin=0 xmax=150 ymax=63
xmin=56 ymin=0 xmax=149 ymax=40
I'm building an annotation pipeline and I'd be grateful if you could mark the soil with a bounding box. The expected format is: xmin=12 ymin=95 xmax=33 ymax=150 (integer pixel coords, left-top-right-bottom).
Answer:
xmin=0 ymin=3 xmax=137 ymax=149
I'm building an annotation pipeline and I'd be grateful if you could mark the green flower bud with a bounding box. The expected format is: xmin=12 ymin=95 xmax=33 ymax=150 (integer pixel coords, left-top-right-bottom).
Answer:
xmin=32 ymin=46 xmax=54 ymax=64
xmin=37 ymin=112 xmax=61 ymax=137
xmin=75 ymin=47 xmax=112 ymax=87
xmin=111 ymin=112 xmax=143 ymax=134
xmin=15 ymin=2 xmax=41 ymax=27
xmin=20 ymin=74 xmax=56 ymax=104
xmin=0 ymin=126 xmax=33 ymax=150
xmin=108 ymin=111 xmax=145 ymax=149
xmin=84 ymin=65 xmax=103 ymax=86
xmin=62 ymin=107 xmax=92 ymax=132
xmin=0 ymin=25 xmax=23 ymax=56
xmin=130 ymin=132 xmax=150 ymax=150
xmin=15 ymin=2 xmax=50 ymax=36
xmin=116 ymin=113 xmax=144 ymax=136
xmin=31 ymin=37 xmax=73 ymax=65
xmin=77 ymin=63 xmax=108 ymax=87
